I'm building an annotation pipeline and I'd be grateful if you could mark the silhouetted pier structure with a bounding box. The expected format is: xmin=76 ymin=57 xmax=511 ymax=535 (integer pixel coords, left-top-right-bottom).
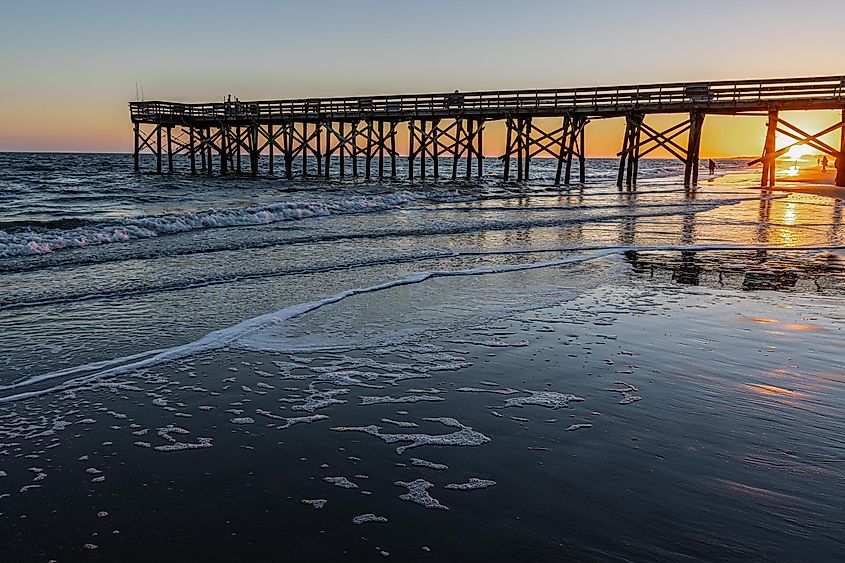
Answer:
xmin=130 ymin=76 xmax=845 ymax=188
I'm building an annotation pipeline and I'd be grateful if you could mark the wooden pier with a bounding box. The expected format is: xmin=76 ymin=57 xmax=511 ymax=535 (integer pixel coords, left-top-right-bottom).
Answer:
xmin=130 ymin=76 xmax=845 ymax=188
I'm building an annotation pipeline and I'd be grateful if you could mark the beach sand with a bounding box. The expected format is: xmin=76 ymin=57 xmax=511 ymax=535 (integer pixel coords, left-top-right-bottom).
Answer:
xmin=1 ymin=255 xmax=843 ymax=562
xmin=756 ymin=166 xmax=845 ymax=200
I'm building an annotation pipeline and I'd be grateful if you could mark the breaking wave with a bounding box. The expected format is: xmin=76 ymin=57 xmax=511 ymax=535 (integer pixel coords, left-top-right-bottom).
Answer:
xmin=0 ymin=192 xmax=416 ymax=258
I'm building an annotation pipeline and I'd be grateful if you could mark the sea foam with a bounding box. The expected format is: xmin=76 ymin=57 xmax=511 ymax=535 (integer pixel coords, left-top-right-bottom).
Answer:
xmin=0 ymin=192 xmax=415 ymax=258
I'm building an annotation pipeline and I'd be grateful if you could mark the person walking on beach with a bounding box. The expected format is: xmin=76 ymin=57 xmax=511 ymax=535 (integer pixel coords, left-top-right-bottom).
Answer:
xmin=709 ymin=159 xmax=716 ymax=175
xmin=822 ymin=155 xmax=829 ymax=172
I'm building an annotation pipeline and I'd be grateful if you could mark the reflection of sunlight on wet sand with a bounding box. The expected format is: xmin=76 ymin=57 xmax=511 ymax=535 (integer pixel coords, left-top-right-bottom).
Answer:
xmin=748 ymin=317 xmax=779 ymax=324
xmin=739 ymin=381 xmax=820 ymax=412
xmin=780 ymin=323 xmax=824 ymax=332
xmin=782 ymin=202 xmax=797 ymax=225
xmin=743 ymin=383 xmax=809 ymax=399
xmin=767 ymin=199 xmax=817 ymax=247
xmin=708 ymin=478 xmax=791 ymax=505
xmin=749 ymin=317 xmax=822 ymax=332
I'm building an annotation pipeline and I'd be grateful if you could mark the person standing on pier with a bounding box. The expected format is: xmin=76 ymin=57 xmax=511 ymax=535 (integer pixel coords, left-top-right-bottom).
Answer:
xmin=709 ymin=159 xmax=716 ymax=175
xmin=822 ymin=155 xmax=829 ymax=172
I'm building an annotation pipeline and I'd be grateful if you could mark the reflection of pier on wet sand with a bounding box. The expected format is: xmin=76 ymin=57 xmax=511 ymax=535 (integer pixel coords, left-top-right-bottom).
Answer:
xmin=130 ymin=76 xmax=845 ymax=188
xmin=625 ymin=248 xmax=845 ymax=292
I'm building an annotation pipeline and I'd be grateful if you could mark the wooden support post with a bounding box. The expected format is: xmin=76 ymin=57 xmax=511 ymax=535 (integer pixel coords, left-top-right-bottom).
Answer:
xmin=390 ymin=122 xmax=397 ymax=179
xmin=516 ymin=118 xmax=524 ymax=182
xmin=761 ymin=110 xmax=778 ymax=187
xmin=837 ymin=109 xmax=845 ymax=187
xmin=691 ymin=112 xmax=704 ymax=186
xmin=407 ymin=121 xmax=415 ymax=180
xmin=476 ymin=120 xmax=484 ymax=178
xmin=156 ymin=125 xmax=163 ymax=174
xmin=316 ymin=123 xmax=323 ymax=177
xmin=617 ymin=118 xmax=630 ymax=189
xmin=568 ymin=118 xmax=586 ymax=185
xmin=554 ymin=115 xmax=570 ymax=186
xmin=684 ymin=111 xmax=705 ymax=187
xmin=133 ymin=123 xmax=140 ymax=172
xmin=285 ymin=123 xmax=294 ymax=178
xmin=228 ymin=129 xmax=234 ymax=172
xmin=465 ymin=119 xmax=474 ymax=180
xmin=205 ymin=128 xmax=212 ymax=175
xmin=579 ymin=121 xmax=586 ymax=184
xmin=433 ymin=120 xmax=440 ymax=180
xmin=633 ymin=122 xmax=642 ymax=188
xmin=199 ymin=129 xmax=207 ymax=173
xmin=627 ymin=116 xmax=642 ymax=189
xmin=352 ymin=122 xmax=359 ymax=178
xmin=249 ymin=125 xmax=258 ymax=175
xmin=419 ymin=120 xmax=427 ymax=180
xmin=378 ymin=120 xmax=385 ymax=179
xmin=268 ymin=124 xmax=274 ymax=175
xmin=626 ymin=120 xmax=636 ymax=189
xmin=339 ymin=122 xmax=346 ymax=178
xmin=503 ymin=119 xmax=512 ymax=180
xmin=166 ymin=126 xmax=173 ymax=173
xmin=683 ymin=115 xmax=696 ymax=187
xmin=325 ymin=123 xmax=331 ymax=179
xmin=365 ymin=121 xmax=373 ymax=180
xmin=564 ymin=120 xmax=576 ymax=186
xmin=452 ymin=119 xmax=463 ymax=180
xmin=524 ymin=118 xmax=533 ymax=180
xmin=235 ymin=126 xmax=242 ymax=173
xmin=302 ymin=122 xmax=309 ymax=177
xmin=189 ymin=127 xmax=197 ymax=175
xmin=201 ymin=129 xmax=208 ymax=174
xmin=220 ymin=126 xmax=228 ymax=175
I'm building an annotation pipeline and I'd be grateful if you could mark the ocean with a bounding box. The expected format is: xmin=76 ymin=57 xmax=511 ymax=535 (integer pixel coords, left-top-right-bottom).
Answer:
xmin=0 ymin=152 xmax=843 ymax=561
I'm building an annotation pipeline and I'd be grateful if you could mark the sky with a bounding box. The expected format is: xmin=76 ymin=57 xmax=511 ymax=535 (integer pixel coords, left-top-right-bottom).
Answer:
xmin=1 ymin=0 xmax=844 ymax=157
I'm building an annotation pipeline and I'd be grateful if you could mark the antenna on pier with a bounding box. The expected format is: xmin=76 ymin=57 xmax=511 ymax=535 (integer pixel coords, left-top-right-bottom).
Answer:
xmin=135 ymin=81 xmax=139 ymax=102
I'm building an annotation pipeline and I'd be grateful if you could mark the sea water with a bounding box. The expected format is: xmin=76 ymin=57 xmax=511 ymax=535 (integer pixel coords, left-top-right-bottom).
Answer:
xmin=0 ymin=152 xmax=843 ymax=561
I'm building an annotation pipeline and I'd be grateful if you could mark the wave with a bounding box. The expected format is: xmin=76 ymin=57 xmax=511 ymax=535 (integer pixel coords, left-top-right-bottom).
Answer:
xmin=0 ymin=248 xmax=457 ymax=311
xmin=0 ymin=192 xmax=416 ymax=258
xmin=0 ymin=249 xmax=621 ymax=403
xmin=0 ymin=199 xmax=740 ymax=275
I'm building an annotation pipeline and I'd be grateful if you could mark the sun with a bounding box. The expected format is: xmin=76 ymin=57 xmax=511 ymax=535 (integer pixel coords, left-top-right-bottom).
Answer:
xmin=784 ymin=144 xmax=814 ymax=161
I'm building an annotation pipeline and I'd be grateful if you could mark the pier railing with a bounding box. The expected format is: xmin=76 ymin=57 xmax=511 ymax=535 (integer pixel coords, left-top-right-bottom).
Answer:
xmin=130 ymin=76 xmax=845 ymax=121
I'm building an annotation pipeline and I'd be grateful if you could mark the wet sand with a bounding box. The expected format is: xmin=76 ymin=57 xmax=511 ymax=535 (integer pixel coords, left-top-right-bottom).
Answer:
xmin=755 ymin=166 xmax=845 ymax=200
xmin=1 ymin=256 xmax=844 ymax=562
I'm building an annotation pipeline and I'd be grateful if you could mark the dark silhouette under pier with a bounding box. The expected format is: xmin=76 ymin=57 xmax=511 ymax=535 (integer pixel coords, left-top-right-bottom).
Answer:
xmin=130 ymin=76 xmax=845 ymax=188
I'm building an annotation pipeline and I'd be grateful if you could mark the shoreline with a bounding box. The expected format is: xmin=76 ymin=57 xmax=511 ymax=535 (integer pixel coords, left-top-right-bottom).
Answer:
xmin=710 ymin=163 xmax=845 ymax=200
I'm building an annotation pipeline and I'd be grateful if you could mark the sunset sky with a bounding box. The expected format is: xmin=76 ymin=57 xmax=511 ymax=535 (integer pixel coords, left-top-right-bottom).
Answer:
xmin=1 ymin=0 xmax=844 ymax=157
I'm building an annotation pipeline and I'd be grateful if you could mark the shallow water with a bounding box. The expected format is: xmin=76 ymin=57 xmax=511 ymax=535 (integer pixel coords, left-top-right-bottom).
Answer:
xmin=1 ymin=153 xmax=843 ymax=561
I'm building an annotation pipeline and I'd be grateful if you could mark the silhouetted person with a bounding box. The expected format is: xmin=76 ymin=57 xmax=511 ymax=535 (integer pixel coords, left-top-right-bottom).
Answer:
xmin=709 ymin=159 xmax=716 ymax=175
xmin=822 ymin=155 xmax=829 ymax=172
